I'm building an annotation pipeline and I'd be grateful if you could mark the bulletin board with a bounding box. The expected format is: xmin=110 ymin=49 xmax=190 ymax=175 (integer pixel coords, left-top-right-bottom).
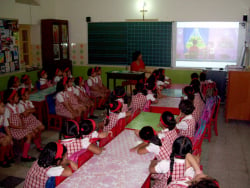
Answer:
xmin=88 ymin=22 xmax=172 ymax=67
xmin=0 ymin=19 xmax=20 ymax=74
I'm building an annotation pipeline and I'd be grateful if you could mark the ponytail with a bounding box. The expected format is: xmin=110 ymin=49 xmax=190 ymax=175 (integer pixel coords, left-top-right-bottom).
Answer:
xmin=167 ymin=152 xmax=175 ymax=185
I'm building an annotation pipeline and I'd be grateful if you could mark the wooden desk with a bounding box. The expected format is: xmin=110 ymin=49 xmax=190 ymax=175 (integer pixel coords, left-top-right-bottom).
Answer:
xmin=57 ymin=130 xmax=154 ymax=188
xmin=106 ymin=71 xmax=145 ymax=89
xmin=225 ymin=71 xmax=250 ymax=121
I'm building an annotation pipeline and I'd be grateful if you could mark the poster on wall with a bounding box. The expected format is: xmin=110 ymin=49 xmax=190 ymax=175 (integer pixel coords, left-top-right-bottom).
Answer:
xmin=61 ymin=24 xmax=68 ymax=42
xmin=53 ymin=24 xmax=59 ymax=43
xmin=0 ymin=18 xmax=19 ymax=74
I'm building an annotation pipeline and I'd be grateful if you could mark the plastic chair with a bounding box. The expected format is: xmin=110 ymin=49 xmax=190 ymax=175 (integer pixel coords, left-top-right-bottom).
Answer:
xmin=211 ymin=96 xmax=221 ymax=136
xmin=114 ymin=118 xmax=126 ymax=136
xmin=45 ymin=93 xmax=67 ymax=130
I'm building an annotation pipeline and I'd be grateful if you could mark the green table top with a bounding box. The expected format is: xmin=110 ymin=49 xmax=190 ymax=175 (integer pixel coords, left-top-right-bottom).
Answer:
xmin=29 ymin=86 xmax=56 ymax=102
xmin=126 ymin=112 xmax=162 ymax=131
xmin=162 ymin=88 xmax=184 ymax=98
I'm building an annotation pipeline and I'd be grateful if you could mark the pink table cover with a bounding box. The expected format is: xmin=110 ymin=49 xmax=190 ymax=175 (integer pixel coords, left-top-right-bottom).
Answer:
xmin=57 ymin=130 xmax=154 ymax=188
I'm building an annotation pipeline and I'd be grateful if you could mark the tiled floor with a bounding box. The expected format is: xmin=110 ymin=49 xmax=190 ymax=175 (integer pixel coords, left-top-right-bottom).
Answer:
xmin=0 ymin=105 xmax=249 ymax=188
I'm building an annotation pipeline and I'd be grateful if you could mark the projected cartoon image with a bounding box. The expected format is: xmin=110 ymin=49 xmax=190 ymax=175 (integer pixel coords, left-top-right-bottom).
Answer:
xmin=176 ymin=24 xmax=239 ymax=61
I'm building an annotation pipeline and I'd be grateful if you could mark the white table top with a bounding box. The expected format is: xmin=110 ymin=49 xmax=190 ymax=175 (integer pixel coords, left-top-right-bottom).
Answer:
xmin=57 ymin=129 xmax=154 ymax=188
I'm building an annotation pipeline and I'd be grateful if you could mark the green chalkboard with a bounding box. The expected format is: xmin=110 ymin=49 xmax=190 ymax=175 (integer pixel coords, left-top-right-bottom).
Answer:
xmin=88 ymin=22 xmax=172 ymax=67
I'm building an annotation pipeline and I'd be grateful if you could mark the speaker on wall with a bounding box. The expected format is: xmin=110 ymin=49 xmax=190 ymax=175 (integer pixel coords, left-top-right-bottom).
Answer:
xmin=86 ymin=17 xmax=91 ymax=23
xmin=243 ymin=15 xmax=248 ymax=22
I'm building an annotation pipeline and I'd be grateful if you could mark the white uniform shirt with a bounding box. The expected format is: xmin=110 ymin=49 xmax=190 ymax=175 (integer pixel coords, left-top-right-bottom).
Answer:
xmin=0 ymin=114 xmax=9 ymax=127
xmin=155 ymin=158 xmax=185 ymax=173
xmin=56 ymin=92 xmax=69 ymax=103
xmin=176 ymin=115 xmax=193 ymax=131
xmin=40 ymin=78 xmax=47 ymax=86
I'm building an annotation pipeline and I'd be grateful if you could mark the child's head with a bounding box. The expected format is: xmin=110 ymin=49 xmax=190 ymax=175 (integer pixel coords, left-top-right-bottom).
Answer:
xmin=105 ymin=101 xmax=123 ymax=126
xmin=146 ymin=81 xmax=157 ymax=92
xmin=7 ymin=76 xmax=19 ymax=89
xmin=61 ymin=120 xmax=82 ymax=139
xmin=62 ymin=68 xmax=68 ymax=77
xmin=167 ymin=136 xmax=193 ymax=184
xmin=179 ymin=99 xmax=195 ymax=115
xmin=188 ymin=177 xmax=219 ymax=188
xmin=55 ymin=68 xmax=62 ymax=76
xmin=74 ymin=76 xmax=84 ymax=87
xmin=4 ymin=89 xmax=19 ymax=104
xmin=18 ymin=88 xmax=29 ymax=101
xmin=56 ymin=77 xmax=68 ymax=93
xmin=67 ymin=77 xmax=74 ymax=87
xmin=39 ymin=70 xmax=48 ymax=79
xmin=132 ymin=51 xmax=142 ymax=61
xmin=158 ymin=68 xmax=165 ymax=76
xmin=95 ymin=67 xmax=101 ymax=75
xmin=199 ymin=72 xmax=206 ymax=82
xmin=139 ymin=126 xmax=162 ymax=146
xmin=87 ymin=68 xmax=96 ymax=77
xmin=38 ymin=142 xmax=67 ymax=168
xmin=112 ymin=86 xmax=127 ymax=100
xmin=183 ymin=86 xmax=195 ymax=101
xmin=191 ymin=73 xmax=199 ymax=81
xmin=21 ymin=74 xmax=31 ymax=85
xmin=79 ymin=119 xmax=96 ymax=136
xmin=159 ymin=111 xmax=176 ymax=130
xmin=0 ymin=101 xmax=5 ymax=115
xmin=133 ymin=83 xmax=147 ymax=95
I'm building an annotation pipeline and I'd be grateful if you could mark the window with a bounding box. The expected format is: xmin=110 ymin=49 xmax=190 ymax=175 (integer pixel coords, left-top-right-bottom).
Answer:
xmin=19 ymin=25 xmax=32 ymax=66
xmin=174 ymin=22 xmax=241 ymax=69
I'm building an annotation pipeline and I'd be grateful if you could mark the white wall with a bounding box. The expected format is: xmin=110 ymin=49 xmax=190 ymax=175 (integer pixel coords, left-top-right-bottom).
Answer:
xmin=54 ymin=0 xmax=250 ymax=43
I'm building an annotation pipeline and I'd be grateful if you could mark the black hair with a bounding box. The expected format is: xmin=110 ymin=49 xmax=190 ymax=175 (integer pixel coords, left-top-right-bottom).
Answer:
xmin=146 ymin=81 xmax=157 ymax=98
xmin=183 ymin=86 xmax=195 ymax=102
xmin=132 ymin=51 xmax=141 ymax=61
xmin=105 ymin=101 xmax=121 ymax=126
xmin=17 ymin=88 xmax=28 ymax=100
xmin=133 ymin=83 xmax=147 ymax=96
xmin=179 ymin=99 xmax=195 ymax=115
xmin=74 ymin=76 xmax=82 ymax=86
xmin=188 ymin=178 xmax=219 ymax=188
xmin=39 ymin=70 xmax=46 ymax=78
xmin=161 ymin=111 xmax=176 ymax=130
xmin=110 ymin=86 xmax=128 ymax=104
xmin=167 ymin=136 xmax=193 ymax=185
xmin=190 ymin=79 xmax=205 ymax=104
xmin=158 ymin=68 xmax=165 ymax=76
xmin=199 ymin=72 xmax=207 ymax=82
xmin=87 ymin=68 xmax=95 ymax=76
xmin=38 ymin=142 xmax=67 ymax=168
xmin=158 ymin=75 xmax=165 ymax=82
xmin=95 ymin=66 xmax=101 ymax=72
xmin=7 ymin=76 xmax=18 ymax=89
xmin=3 ymin=89 xmax=16 ymax=104
xmin=21 ymin=74 xmax=29 ymax=83
xmin=139 ymin=126 xmax=162 ymax=146
xmin=56 ymin=79 xmax=67 ymax=93
xmin=60 ymin=120 xmax=81 ymax=139
xmin=79 ymin=119 xmax=95 ymax=135
xmin=191 ymin=73 xmax=199 ymax=80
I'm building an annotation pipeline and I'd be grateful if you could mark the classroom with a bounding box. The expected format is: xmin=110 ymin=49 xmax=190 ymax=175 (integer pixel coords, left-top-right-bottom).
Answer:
xmin=0 ymin=0 xmax=250 ymax=187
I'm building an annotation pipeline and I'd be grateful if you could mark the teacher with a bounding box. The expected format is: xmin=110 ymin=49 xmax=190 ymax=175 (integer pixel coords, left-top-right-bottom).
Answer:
xmin=130 ymin=51 xmax=146 ymax=72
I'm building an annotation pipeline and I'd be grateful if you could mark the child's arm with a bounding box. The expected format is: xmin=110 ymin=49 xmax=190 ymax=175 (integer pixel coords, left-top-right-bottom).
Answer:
xmin=98 ymin=131 xmax=112 ymax=138
xmin=87 ymin=143 xmax=104 ymax=155
xmin=185 ymin=153 xmax=202 ymax=174
xmin=130 ymin=142 xmax=148 ymax=152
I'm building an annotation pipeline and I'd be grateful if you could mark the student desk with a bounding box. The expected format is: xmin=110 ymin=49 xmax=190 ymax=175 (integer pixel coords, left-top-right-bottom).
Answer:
xmin=57 ymin=129 xmax=154 ymax=188
xmin=126 ymin=112 xmax=162 ymax=131
xmin=106 ymin=71 xmax=145 ymax=89
xmin=150 ymin=97 xmax=181 ymax=115
xmin=29 ymin=86 xmax=56 ymax=123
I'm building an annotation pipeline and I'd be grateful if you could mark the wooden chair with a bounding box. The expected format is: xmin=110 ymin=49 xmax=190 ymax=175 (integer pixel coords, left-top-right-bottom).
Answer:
xmin=45 ymin=93 xmax=68 ymax=130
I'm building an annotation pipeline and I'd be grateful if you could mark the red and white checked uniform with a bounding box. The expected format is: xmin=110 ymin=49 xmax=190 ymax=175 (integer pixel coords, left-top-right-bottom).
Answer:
xmin=5 ymin=103 xmax=32 ymax=140
xmin=55 ymin=91 xmax=74 ymax=118
xmin=153 ymin=158 xmax=186 ymax=188
xmin=87 ymin=76 xmax=101 ymax=97
xmin=96 ymin=75 xmax=103 ymax=88
xmin=24 ymin=161 xmax=51 ymax=188
xmin=75 ymin=85 xmax=92 ymax=105
xmin=60 ymin=138 xmax=90 ymax=158
xmin=130 ymin=93 xmax=147 ymax=113
xmin=167 ymin=167 xmax=195 ymax=188
xmin=192 ymin=94 xmax=205 ymax=124
xmin=18 ymin=100 xmax=41 ymax=131
xmin=67 ymin=87 xmax=85 ymax=112
xmin=157 ymin=129 xmax=178 ymax=160
xmin=103 ymin=112 xmax=126 ymax=132
xmin=176 ymin=115 xmax=195 ymax=138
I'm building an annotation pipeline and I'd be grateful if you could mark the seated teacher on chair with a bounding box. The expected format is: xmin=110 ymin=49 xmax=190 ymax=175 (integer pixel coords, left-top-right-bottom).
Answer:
xmin=130 ymin=51 xmax=148 ymax=72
